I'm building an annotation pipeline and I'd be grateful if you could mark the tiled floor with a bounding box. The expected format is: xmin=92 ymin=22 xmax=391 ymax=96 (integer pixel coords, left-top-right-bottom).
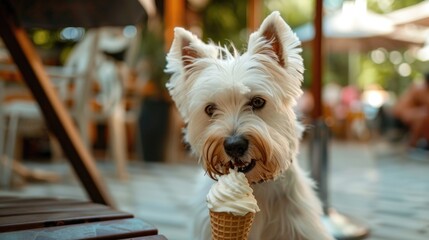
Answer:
xmin=325 ymin=141 xmax=429 ymax=240
xmin=1 ymin=140 xmax=429 ymax=240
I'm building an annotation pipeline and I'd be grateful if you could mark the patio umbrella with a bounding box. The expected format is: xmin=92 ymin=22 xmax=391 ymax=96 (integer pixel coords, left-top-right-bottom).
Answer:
xmin=295 ymin=1 xmax=421 ymax=52
xmin=295 ymin=0 xmax=427 ymax=90
xmin=385 ymin=0 xmax=429 ymax=62
xmin=387 ymin=0 xmax=429 ymax=26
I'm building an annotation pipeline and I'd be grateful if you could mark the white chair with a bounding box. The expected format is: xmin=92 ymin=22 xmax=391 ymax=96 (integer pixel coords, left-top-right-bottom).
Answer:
xmin=0 ymin=66 xmax=63 ymax=187
xmin=0 ymin=27 xmax=134 ymax=188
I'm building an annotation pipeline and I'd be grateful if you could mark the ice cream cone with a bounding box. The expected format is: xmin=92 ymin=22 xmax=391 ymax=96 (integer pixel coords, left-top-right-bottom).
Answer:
xmin=210 ymin=211 xmax=255 ymax=240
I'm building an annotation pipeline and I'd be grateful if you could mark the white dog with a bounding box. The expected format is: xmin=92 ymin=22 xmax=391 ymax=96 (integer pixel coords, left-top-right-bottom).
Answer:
xmin=166 ymin=11 xmax=333 ymax=240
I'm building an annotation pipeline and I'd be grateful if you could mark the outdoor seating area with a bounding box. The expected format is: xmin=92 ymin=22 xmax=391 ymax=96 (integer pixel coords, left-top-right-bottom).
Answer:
xmin=1 ymin=0 xmax=429 ymax=239
xmin=1 ymin=141 xmax=429 ymax=239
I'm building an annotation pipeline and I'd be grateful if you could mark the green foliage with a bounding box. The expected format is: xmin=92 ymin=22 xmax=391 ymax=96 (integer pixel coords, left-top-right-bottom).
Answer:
xmin=139 ymin=20 xmax=168 ymax=90
xmin=368 ymin=0 xmax=425 ymax=13
xmin=321 ymin=0 xmax=427 ymax=94
xmin=202 ymin=0 xmax=247 ymax=48
xmin=325 ymin=53 xmax=349 ymax=85
xmin=264 ymin=0 xmax=314 ymax=28
xmin=201 ymin=0 xmax=315 ymax=49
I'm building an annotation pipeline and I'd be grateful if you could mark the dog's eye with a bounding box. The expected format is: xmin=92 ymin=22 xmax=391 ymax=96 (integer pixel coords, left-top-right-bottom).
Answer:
xmin=205 ymin=104 xmax=216 ymax=117
xmin=250 ymin=97 xmax=266 ymax=109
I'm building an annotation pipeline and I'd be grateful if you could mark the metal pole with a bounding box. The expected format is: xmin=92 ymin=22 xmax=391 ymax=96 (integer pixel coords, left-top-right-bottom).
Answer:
xmin=310 ymin=0 xmax=370 ymax=239
xmin=312 ymin=0 xmax=323 ymax=120
xmin=310 ymin=120 xmax=330 ymax=214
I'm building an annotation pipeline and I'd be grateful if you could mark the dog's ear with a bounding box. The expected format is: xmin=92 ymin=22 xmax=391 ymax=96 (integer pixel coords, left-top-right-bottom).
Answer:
xmin=248 ymin=11 xmax=303 ymax=75
xmin=166 ymin=28 xmax=216 ymax=121
xmin=166 ymin=28 xmax=216 ymax=77
xmin=247 ymin=12 xmax=304 ymax=101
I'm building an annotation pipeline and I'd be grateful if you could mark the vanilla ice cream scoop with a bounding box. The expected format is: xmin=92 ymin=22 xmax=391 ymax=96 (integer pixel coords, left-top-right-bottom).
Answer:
xmin=207 ymin=169 xmax=260 ymax=216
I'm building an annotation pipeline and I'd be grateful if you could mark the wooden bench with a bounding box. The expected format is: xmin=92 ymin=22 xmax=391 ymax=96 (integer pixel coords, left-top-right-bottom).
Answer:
xmin=0 ymin=197 xmax=166 ymax=239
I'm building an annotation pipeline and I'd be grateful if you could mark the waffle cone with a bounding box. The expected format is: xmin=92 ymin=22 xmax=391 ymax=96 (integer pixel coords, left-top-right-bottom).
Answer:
xmin=209 ymin=211 xmax=255 ymax=240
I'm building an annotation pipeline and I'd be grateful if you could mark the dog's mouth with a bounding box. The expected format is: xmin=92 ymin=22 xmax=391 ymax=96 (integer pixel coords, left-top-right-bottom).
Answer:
xmin=229 ymin=159 xmax=256 ymax=173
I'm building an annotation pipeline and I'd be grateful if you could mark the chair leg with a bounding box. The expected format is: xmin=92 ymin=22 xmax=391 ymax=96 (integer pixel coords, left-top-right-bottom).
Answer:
xmin=0 ymin=130 xmax=7 ymax=188
xmin=49 ymin=134 xmax=63 ymax=162
xmin=0 ymin=122 xmax=4 ymax=187
xmin=0 ymin=81 xmax=6 ymax=188
xmin=108 ymin=104 xmax=128 ymax=180
xmin=1 ymin=113 xmax=19 ymax=188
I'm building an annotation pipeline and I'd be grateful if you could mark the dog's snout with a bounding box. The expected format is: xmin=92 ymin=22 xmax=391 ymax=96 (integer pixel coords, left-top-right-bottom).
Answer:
xmin=224 ymin=136 xmax=249 ymax=158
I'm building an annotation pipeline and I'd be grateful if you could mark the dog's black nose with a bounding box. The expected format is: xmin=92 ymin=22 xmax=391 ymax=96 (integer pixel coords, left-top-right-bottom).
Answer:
xmin=224 ymin=135 xmax=249 ymax=158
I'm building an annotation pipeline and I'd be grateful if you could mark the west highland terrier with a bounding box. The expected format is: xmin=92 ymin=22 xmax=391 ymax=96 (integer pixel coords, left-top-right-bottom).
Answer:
xmin=166 ymin=11 xmax=333 ymax=240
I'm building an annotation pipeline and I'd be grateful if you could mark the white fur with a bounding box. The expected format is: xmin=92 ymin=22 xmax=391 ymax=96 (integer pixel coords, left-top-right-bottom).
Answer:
xmin=166 ymin=11 xmax=333 ymax=240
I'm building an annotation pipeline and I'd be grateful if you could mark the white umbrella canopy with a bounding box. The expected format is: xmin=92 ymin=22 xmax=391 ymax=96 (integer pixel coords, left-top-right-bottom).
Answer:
xmin=294 ymin=1 xmax=420 ymax=52
xmin=386 ymin=0 xmax=429 ymax=61
xmin=387 ymin=24 xmax=429 ymax=47
xmin=387 ymin=0 xmax=429 ymax=26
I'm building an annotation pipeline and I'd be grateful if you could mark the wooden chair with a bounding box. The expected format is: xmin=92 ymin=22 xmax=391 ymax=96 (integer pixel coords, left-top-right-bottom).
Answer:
xmin=0 ymin=29 xmax=130 ymax=187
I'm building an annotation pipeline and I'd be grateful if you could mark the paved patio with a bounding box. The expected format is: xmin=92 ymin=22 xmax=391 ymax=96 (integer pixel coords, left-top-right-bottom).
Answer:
xmin=1 ymin=139 xmax=429 ymax=240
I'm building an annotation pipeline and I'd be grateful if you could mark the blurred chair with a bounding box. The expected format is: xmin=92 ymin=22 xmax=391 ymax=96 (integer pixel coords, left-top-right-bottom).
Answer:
xmin=0 ymin=27 xmax=135 ymax=188
xmin=0 ymin=64 xmax=65 ymax=187
xmin=64 ymin=28 xmax=129 ymax=181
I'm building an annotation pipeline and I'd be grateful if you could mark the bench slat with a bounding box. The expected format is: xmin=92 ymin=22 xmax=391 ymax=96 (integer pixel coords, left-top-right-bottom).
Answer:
xmin=0 ymin=218 xmax=158 ymax=239
xmin=0 ymin=202 xmax=109 ymax=216
xmin=0 ymin=209 xmax=133 ymax=232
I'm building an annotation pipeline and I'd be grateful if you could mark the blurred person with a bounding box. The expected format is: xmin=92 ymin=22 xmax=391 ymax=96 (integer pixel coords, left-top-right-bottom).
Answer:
xmin=323 ymin=82 xmax=347 ymax=121
xmin=322 ymin=81 xmax=342 ymax=107
xmin=341 ymin=85 xmax=360 ymax=107
xmin=341 ymin=85 xmax=369 ymax=140
xmin=322 ymin=82 xmax=346 ymax=125
xmin=393 ymin=73 xmax=429 ymax=149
